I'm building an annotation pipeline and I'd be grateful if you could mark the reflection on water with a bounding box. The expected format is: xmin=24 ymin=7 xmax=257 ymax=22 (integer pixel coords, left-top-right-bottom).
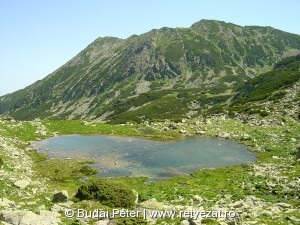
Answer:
xmin=33 ymin=135 xmax=256 ymax=179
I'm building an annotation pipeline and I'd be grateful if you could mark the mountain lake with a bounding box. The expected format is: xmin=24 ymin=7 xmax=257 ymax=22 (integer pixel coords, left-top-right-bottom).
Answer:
xmin=32 ymin=135 xmax=256 ymax=180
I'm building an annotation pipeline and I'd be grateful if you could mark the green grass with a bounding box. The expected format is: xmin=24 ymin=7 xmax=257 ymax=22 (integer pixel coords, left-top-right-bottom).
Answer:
xmin=43 ymin=120 xmax=142 ymax=136
xmin=0 ymin=121 xmax=40 ymax=141
xmin=31 ymin=155 xmax=96 ymax=195
xmin=42 ymin=120 xmax=180 ymax=141
xmin=113 ymin=165 xmax=250 ymax=204
xmin=1 ymin=117 xmax=299 ymax=224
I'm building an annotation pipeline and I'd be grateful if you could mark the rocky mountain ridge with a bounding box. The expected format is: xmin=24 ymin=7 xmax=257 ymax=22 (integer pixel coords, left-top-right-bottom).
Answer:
xmin=1 ymin=19 xmax=300 ymax=121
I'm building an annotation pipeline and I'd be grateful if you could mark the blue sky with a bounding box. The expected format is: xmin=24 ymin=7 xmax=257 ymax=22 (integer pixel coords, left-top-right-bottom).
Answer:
xmin=1 ymin=0 xmax=300 ymax=96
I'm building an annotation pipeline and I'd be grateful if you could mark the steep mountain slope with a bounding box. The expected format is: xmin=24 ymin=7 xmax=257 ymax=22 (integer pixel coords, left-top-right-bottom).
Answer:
xmin=1 ymin=19 xmax=300 ymax=121
xmin=233 ymin=55 xmax=300 ymax=104
xmin=226 ymin=55 xmax=300 ymax=119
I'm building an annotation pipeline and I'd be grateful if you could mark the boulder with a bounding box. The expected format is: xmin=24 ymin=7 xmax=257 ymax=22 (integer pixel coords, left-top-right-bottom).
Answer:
xmin=286 ymin=216 xmax=300 ymax=223
xmin=52 ymin=191 xmax=68 ymax=203
xmin=272 ymin=156 xmax=280 ymax=160
xmin=180 ymin=220 xmax=190 ymax=225
xmin=50 ymin=204 xmax=65 ymax=213
xmin=231 ymin=201 xmax=243 ymax=208
xmin=14 ymin=180 xmax=30 ymax=189
xmin=266 ymin=181 xmax=276 ymax=188
xmin=139 ymin=198 xmax=171 ymax=210
xmin=95 ymin=219 xmax=110 ymax=225
xmin=37 ymin=205 xmax=46 ymax=211
xmin=162 ymin=127 xmax=170 ymax=131
xmin=192 ymin=195 xmax=204 ymax=203
xmin=35 ymin=130 xmax=47 ymax=136
xmin=179 ymin=129 xmax=187 ymax=134
xmin=218 ymin=132 xmax=231 ymax=139
xmin=39 ymin=210 xmax=60 ymax=219
xmin=242 ymin=133 xmax=251 ymax=140
xmin=196 ymin=130 xmax=205 ymax=135
xmin=0 ymin=198 xmax=15 ymax=209
xmin=169 ymin=123 xmax=178 ymax=130
xmin=194 ymin=120 xmax=201 ymax=126
xmin=275 ymin=202 xmax=291 ymax=209
xmin=0 ymin=210 xmax=60 ymax=225
xmin=291 ymin=138 xmax=297 ymax=142
xmin=205 ymin=119 xmax=212 ymax=125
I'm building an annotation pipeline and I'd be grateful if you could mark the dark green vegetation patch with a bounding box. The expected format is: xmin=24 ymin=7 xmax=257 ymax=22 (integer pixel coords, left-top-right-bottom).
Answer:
xmin=233 ymin=55 xmax=300 ymax=104
xmin=0 ymin=157 xmax=3 ymax=169
xmin=75 ymin=178 xmax=137 ymax=208
xmin=227 ymin=55 xmax=300 ymax=115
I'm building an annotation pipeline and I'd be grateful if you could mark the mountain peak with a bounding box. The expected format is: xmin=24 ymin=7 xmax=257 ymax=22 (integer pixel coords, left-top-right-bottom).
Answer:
xmin=190 ymin=19 xmax=234 ymax=29
xmin=1 ymin=20 xmax=300 ymax=121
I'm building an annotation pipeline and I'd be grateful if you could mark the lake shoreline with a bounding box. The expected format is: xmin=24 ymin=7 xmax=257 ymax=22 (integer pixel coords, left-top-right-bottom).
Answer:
xmin=33 ymin=134 xmax=256 ymax=180
xmin=1 ymin=117 xmax=299 ymax=224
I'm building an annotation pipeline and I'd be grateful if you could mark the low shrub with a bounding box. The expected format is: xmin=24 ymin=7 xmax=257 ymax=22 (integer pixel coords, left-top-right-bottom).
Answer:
xmin=75 ymin=178 xmax=137 ymax=208
xmin=78 ymin=165 xmax=98 ymax=176
xmin=0 ymin=157 xmax=3 ymax=169
xmin=259 ymin=110 xmax=269 ymax=117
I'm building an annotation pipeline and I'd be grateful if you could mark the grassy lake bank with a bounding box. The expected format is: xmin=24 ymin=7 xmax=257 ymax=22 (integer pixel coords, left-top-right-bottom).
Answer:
xmin=0 ymin=117 xmax=299 ymax=224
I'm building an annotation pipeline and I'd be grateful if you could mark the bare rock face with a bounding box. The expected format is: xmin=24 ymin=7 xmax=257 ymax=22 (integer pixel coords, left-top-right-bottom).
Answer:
xmin=52 ymin=190 xmax=68 ymax=203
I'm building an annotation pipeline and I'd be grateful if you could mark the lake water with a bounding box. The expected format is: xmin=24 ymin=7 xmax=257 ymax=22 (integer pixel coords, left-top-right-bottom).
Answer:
xmin=33 ymin=135 xmax=256 ymax=180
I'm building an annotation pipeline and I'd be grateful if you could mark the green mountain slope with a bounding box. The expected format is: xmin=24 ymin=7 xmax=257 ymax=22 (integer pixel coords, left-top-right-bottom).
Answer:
xmin=227 ymin=55 xmax=300 ymax=118
xmin=1 ymin=19 xmax=300 ymax=121
xmin=233 ymin=55 xmax=300 ymax=103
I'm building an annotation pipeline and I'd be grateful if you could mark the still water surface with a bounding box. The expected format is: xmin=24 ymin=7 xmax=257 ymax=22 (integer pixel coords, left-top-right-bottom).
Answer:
xmin=33 ymin=135 xmax=256 ymax=179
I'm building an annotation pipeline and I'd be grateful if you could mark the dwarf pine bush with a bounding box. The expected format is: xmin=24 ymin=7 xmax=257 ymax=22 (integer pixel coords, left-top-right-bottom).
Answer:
xmin=75 ymin=178 xmax=136 ymax=208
